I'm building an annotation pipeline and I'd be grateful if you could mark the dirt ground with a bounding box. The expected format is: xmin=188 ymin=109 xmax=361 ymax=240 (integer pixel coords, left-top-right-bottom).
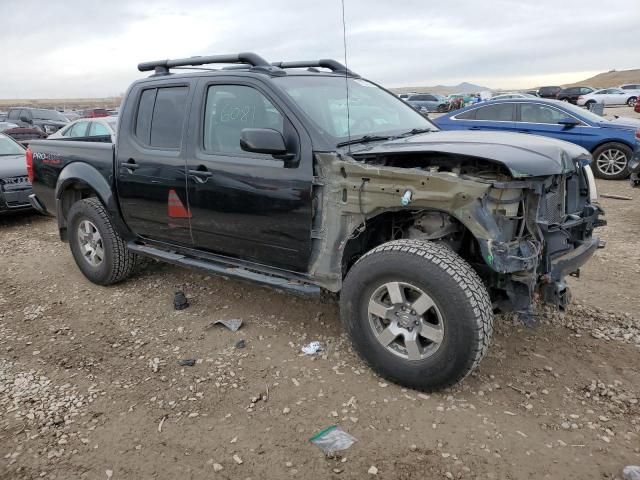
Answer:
xmin=1 ymin=143 xmax=640 ymax=478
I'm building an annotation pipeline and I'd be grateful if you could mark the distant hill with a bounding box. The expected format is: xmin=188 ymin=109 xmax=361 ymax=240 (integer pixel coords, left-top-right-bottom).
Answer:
xmin=562 ymin=69 xmax=640 ymax=88
xmin=391 ymin=82 xmax=491 ymax=96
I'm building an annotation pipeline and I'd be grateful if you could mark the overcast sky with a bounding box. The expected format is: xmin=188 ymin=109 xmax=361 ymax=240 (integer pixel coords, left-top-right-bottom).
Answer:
xmin=1 ymin=0 xmax=638 ymax=98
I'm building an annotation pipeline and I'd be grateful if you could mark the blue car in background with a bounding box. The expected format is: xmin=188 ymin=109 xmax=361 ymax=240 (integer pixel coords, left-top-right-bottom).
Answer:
xmin=405 ymin=93 xmax=450 ymax=113
xmin=433 ymin=98 xmax=640 ymax=179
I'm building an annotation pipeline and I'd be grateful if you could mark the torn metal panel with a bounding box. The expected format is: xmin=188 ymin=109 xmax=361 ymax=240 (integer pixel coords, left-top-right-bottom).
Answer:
xmin=308 ymin=152 xmax=500 ymax=291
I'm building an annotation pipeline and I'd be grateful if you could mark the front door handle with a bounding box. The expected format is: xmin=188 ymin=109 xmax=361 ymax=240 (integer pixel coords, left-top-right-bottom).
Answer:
xmin=469 ymin=126 xmax=482 ymax=130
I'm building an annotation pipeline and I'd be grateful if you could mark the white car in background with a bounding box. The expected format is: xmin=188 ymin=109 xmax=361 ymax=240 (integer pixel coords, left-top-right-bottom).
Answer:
xmin=47 ymin=116 xmax=118 ymax=142
xmin=577 ymin=88 xmax=638 ymax=108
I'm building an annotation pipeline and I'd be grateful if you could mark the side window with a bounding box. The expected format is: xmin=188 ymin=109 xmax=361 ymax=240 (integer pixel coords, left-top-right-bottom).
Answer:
xmin=454 ymin=108 xmax=477 ymax=120
xmin=520 ymin=104 xmax=567 ymax=124
xmin=475 ymin=104 xmax=514 ymax=121
xmin=134 ymin=86 xmax=189 ymax=149
xmin=89 ymin=122 xmax=110 ymax=136
xmin=68 ymin=121 xmax=90 ymax=137
xmin=424 ymin=95 xmax=437 ymax=101
xmin=7 ymin=110 xmax=19 ymax=120
xmin=20 ymin=110 xmax=31 ymax=120
xmin=203 ymin=85 xmax=284 ymax=155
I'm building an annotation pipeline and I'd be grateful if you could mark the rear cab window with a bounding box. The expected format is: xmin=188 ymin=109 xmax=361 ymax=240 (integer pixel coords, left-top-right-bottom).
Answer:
xmin=134 ymin=86 xmax=189 ymax=149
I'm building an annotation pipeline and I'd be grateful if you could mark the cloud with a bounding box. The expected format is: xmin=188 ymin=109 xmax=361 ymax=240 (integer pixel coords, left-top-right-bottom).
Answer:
xmin=0 ymin=0 xmax=637 ymax=98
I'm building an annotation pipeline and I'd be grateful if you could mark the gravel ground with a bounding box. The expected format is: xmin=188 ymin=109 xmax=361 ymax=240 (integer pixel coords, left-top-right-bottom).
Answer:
xmin=1 ymin=175 xmax=639 ymax=477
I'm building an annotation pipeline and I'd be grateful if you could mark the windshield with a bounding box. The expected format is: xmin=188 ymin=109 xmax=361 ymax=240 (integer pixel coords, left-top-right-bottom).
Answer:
xmin=557 ymin=101 xmax=610 ymax=123
xmin=0 ymin=134 xmax=25 ymax=156
xmin=32 ymin=109 xmax=68 ymax=122
xmin=273 ymin=76 xmax=437 ymax=144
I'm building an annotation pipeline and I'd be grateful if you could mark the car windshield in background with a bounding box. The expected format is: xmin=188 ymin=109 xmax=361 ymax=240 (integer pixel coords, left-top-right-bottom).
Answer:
xmin=0 ymin=135 xmax=25 ymax=156
xmin=274 ymin=76 xmax=437 ymax=144
xmin=32 ymin=109 xmax=68 ymax=122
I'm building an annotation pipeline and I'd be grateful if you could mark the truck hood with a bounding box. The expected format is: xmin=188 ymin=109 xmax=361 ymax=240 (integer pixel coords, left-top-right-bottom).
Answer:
xmin=349 ymin=130 xmax=590 ymax=177
xmin=0 ymin=154 xmax=28 ymax=178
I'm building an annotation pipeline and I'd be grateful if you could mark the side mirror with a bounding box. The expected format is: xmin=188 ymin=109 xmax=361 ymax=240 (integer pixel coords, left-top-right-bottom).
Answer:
xmin=558 ymin=117 xmax=579 ymax=127
xmin=240 ymin=128 xmax=287 ymax=155
xmin=20 ymin=115 xmax=31 ymax=123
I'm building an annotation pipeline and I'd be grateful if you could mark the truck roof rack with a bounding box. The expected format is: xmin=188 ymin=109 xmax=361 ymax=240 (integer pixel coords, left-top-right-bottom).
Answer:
xmin=137 ymin=52 xmax=278 ymax=75
xmin=138 ymin=53 xmax=358 ymax=77
xmin=271 ymin=60 xmax=357 ymax=76
xmin=222 ymin=59 xmax=358 ymax=77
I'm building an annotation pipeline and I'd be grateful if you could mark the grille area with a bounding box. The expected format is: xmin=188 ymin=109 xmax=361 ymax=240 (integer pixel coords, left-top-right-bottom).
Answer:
xmin=540 ymin=177 xmax=566 ymax=224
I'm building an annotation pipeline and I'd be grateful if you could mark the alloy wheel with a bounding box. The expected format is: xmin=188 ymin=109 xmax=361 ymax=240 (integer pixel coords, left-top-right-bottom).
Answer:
xmin=596 ymin=149 xmax=628 ymax=176
xmin=368 ymin=281 xmax=444 ymax=361
xmin=77 ymin=220 xmax=104 ymax=267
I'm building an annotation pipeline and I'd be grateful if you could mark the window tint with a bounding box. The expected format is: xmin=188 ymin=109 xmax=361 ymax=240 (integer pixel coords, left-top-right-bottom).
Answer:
xmin=580 ymin=88 xmax=592 ymax=94
xmin=424 ymin=95 xmax=437 ymax=101
xmin=68 ymin=121 xmax=90 ymax=137
xmin=454 ymin=108 xmax=477 ymax=120
xmin=475 ymin=103 xmax=514 ymax=121
xmin=519 ymin=104 xmax=568 ymax=124
xmin=7 ymin=110 xmax=19 ymax=120
xmin=203 ymin=85 xmax=284 ymax=155
xmin=150 ymin=87 xmax=188 ymax=148
xmin=135 ymin=89 xmax=156 ymax=144
xmin=89 ymin=122 xmax=110 ymax=136
xmin=134 ymin=86 xmax=188 ymax=149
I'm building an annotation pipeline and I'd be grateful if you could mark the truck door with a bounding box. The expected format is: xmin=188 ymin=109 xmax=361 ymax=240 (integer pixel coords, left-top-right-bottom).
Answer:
xmin=115 ymin=81 xmax=194 ymax=246
xmin=184 ymin=79 xmax=313 ymax=272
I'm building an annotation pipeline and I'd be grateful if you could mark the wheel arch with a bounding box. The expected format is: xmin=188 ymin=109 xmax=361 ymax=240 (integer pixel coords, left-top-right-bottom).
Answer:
xmin=55 ymin=163 xmax=132 ymax=241
xmin=341 ymin=207 xmax=480 ymax=277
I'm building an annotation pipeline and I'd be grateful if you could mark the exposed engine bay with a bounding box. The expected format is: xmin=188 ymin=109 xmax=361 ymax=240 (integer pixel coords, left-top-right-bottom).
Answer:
xmin=309 ymin=150 xmax=605 ymax=325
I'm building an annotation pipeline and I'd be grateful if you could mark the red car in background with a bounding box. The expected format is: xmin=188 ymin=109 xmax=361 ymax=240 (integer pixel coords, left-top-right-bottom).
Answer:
xmin=81 ymin=108 xmax=109 ymax=118
xmin=635 ymin=100 xmax=640 ymax=113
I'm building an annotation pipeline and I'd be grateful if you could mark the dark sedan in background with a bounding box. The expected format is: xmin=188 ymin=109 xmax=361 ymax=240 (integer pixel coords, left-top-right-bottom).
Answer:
xmin=405 ymin=93 xmax=450 ymax=113
xmin=0 ymin=133 xmax=32 ymax=214
xmin=433 ymin=98 xmax=640 ymax=180
xmin=556 ymin=86 xmax=595 ymax=104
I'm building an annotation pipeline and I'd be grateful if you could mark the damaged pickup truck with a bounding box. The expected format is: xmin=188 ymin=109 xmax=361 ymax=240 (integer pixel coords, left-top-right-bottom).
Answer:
xmin=26 ymin=53 xmax=604 ymax=391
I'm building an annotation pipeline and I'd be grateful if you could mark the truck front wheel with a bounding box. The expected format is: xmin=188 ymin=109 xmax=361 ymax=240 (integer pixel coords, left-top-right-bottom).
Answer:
xmin=67 ymin=198 xmax=138 ymax=285
xmin=340 ymin=239 xmax=493 ymax=391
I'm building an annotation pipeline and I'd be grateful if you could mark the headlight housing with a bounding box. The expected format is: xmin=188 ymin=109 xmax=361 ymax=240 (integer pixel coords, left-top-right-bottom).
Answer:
xmin=43 ymin=124 xmax=57 ymax=134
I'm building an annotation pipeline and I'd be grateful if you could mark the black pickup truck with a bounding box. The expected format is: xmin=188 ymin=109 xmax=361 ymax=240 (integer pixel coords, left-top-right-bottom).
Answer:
xmin=27 ymin=52 xmax=604 ymax=391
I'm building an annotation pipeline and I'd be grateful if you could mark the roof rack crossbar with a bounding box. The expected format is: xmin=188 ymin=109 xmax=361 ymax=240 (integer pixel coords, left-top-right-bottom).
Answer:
xmin=138 ymin=52 xmax=270 ymax=73
xmin=271 ymin=59 xmax=357 ymax=76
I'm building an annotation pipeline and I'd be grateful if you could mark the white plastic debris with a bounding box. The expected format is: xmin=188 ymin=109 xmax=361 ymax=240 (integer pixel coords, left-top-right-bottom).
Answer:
xmin=310 ymin=425 xmax=357 ymax=454
xmin=206 ymin=319 xmax=243 ymax=332
xmin=301 ymin=341 xmax=322 ymax=355
xmin=623 ymin=466 xmax=640 ymax=480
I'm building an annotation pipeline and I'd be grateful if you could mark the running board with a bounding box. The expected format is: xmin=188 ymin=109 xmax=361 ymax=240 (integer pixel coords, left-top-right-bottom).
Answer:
xmin=127 ymin=242 xmax=320 ymax=296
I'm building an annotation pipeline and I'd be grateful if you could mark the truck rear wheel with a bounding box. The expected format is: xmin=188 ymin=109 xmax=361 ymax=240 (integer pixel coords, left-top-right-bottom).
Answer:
xmin=340 ymin=239 xmax=493 ymax=391
xmin=67 ymin=198 xmax=138 ymax=285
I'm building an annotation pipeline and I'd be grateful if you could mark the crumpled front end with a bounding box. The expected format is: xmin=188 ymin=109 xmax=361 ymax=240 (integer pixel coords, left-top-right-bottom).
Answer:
xmin=475 ymin=162 xmax=605 ymax=324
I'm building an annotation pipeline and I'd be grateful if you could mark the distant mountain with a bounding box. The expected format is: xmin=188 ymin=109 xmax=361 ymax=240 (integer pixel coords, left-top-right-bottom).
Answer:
xmin=391 ymin=82 xmax=492 ymax=96
xmin=561 ymin=69 xmax=640 ymax=88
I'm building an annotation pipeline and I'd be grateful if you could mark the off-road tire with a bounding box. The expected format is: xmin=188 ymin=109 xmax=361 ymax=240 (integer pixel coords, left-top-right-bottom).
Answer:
xmin=67 ymin=198 xmax=138 ymax=285
xmin=592 ymin=142 xmax=632 ymax=180
xmin=340 ymin=239 xmax=493 ymax=391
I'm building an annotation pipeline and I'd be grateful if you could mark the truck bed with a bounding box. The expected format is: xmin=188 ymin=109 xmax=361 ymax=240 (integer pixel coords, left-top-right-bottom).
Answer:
xmin=28 ymin=139 xmax=115 ymax=215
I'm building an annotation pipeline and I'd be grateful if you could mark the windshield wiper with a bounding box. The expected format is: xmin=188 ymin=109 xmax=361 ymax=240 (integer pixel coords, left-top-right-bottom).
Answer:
xmin=336 ymin=135 xmax=392 ymax=148
xmin=399 ymin=128 xmax=433 ymax=137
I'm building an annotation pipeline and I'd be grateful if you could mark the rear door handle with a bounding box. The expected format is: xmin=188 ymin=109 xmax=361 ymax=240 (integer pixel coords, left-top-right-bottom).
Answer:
xmin=122 ymin=159 xmax=139 ymax=172
xmin=188 ymin=167 xmax=213 ymax=183
xmin=469 ymin=126 xmax=482 ymax=130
